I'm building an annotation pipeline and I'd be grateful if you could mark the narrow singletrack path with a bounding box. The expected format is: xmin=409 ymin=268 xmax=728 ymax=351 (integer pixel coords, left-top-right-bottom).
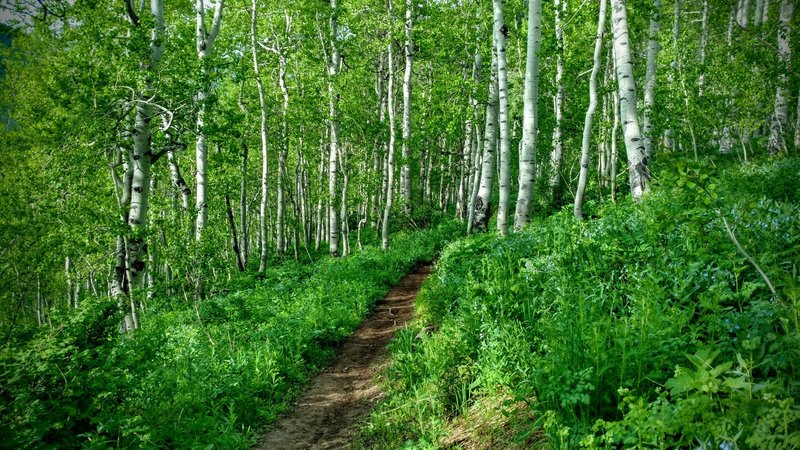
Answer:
xmin=256 ymin=265 xmax=431 ymax=450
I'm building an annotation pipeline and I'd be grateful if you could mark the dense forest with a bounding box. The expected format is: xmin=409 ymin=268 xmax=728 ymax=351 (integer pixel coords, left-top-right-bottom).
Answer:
xmin=0 ymin=0 xmax=798 ymax=447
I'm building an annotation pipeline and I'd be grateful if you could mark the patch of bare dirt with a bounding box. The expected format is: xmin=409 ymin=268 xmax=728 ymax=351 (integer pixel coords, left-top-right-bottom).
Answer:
xmin=256 ymin=265 xmax=431 ymax=450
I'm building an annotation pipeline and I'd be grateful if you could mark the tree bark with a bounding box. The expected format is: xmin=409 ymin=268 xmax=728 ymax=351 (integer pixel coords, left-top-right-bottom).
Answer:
xmin=194 ymin=0 xmax=225 ymax=241
xmin=251 ymin=0 xmax=269 ymax=272
xmin=382 ymin=38 xmax=397 ymax=250
xmin=327 ymin=0 xmax=341 ymax=256
xmin=548 ymin=0 xmax=566 ymax=197
xmin=471 ymin=45 xmax=499 ymax=232
xmin=574 ymin=0 xmax=607 ymax=220
xmin=611 ymin=0 xmax=648 ymax=200
xmin=493 ymin=0 xmax=511 ymax=236
xmin=400 ymin=0 xmax=414 ymax=214
xmin=768 ymin=0 xmax=793 ymax=155
xmin=513 ymin=0 xmax=544 ymax=230
xmin=641 ymin=0 xmax=661 ymax=161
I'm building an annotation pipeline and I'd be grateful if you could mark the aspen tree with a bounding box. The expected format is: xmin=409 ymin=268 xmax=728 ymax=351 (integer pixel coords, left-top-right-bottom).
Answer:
xmin=514 ymin=0 xmax=543 ymax=230
xmin=768 ymin=0 xmax=793 ymax=155
xmin=611 ymin=0 xmax=648 ymax=200
xmin=641 ymin=0 xmax=661 ymax=160
xmin=382 ymin=33 xmax=397 ymax=250
xmin=250 ymin=0 xmax=269 ymax=272
xmin=574 ymin=0 xmax=607 ymax=220
xmin=549 ymin=0 xmax=566 ymax=196
xmin=472 ymin=46 xmax=499 ymax=232
xmin=493 ymin=0 xmax=511 ymax=235
xmin=327 ymin=0 xmax=342 ymax=256
xmin=194 ymin=0 xmax=225 ymax=241
xmin=400 ymin=0 xmax=414 ymax=214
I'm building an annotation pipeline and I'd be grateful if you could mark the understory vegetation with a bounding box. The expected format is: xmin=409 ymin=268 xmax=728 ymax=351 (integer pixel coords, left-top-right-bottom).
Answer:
xmin=355 ymin=156 xmax=800 ymax=449
xmin=0 ymin=222 xmax=457 ymax=448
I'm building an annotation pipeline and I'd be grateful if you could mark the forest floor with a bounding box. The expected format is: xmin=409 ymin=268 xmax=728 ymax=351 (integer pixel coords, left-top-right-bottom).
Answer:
xmin=256 ymin=265 xmax=432 ymax=450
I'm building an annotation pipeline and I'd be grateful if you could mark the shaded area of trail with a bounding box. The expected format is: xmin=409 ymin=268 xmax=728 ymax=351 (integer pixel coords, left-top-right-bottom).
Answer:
xmin=256 ymin=265 xmax=431 ymax=450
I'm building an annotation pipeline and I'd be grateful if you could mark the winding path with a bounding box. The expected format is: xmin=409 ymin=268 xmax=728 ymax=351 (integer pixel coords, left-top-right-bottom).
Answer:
xmin=256 ymin=265 xmax=431 ymax=450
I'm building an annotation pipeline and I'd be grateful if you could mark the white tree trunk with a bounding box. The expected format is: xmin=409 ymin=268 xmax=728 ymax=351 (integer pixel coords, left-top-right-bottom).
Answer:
xmin=277 ymin=49 xmax=289 ymax=256
xmin=400 ymin=0 xmax=414 ymax=213
xmin=513 ymin=0 xmax=543 ymax=230
xmin=328 ymin=0 xmax=341 ymax=256
xmin=698 ymin=0 xmax=708 ymax=97
xmin=574 ymin=0 xmax=607 ymax=220
xmin=251 ymin=0 xmax=269 ymax=272
xmin=641 ymin=0 xmax=661 ymax=160
xmin=768 ymin=0 xmax=793 ymax=155
xmin=795 ymin=89 xmax=800 ymax=149
xmin=493 ymin=0 xmax=511 ymax=236
xmin=194 ymin=0 xmax=224 ymax=241
xmin=611 ymin=83 xmax=620 ymax=201
xmin=472 ymin=46 xmax=499 ymax=232
xmin=382 ymin=38 xmax=397 ymax=250
xmin=549 ymin=0 xmax=566 ymax=196
xmin=611 ymin=0 xmax=649 ymax=200
xmin=755 ymin=0 xmax=765 ymax=25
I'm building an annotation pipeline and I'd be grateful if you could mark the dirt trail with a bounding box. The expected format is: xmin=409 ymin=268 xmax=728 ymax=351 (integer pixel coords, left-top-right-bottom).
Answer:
xmin=256 ymin=265 xmax=431 ymax=450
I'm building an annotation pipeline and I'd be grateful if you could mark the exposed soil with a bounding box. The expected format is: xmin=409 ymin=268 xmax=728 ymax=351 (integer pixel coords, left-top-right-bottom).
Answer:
xmin=256 ymin=265 xmax=431 ymax=450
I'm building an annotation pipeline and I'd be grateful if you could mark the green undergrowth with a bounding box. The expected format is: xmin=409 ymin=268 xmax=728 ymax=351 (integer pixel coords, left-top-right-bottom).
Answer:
xmin=354 ymin=156 xmax=800 ymax=449
xmin=0 ymin=222 xmax=459 ymax=449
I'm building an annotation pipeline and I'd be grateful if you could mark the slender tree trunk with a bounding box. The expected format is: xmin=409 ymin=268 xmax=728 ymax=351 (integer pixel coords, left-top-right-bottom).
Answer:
xmin=768 ymin=0 xmax=793 ymax=155
xmin=65 ymin=256 xmax=73 ymax=308
xmin=611 ymin=0 xmax=648 ymax=200
xmin=194 ymin=0 xmax=225 ymax=241
xmin=225 ymin=195 xmax=245 ymax=271
xmin=611 ymin=77 xmax=620 ymax=201
xmin=466 ymin=47 xmax=484 ymax=235
xmin=514 ymin=0 xmax=544 ymax=230
xmin=641 ymin=0 xmax=661 ymax=160
xmin=327 ymin=0 xmax=342 ymax=256
xmin=698 ymin=0 xmax=708 ymax=97
xmin=549 ymin=0 xmax=566 ymax=197
xmin=795 ymin=89 xmax=800 ymax=149
xmin=240 ymin=143 xmax=248 ymax=267
xmin=277 ymin=51 xmax=290 ymax=256
xmin=400 ymin=0 xmax=414 ymax=214
xmin=251 ymin=0 xmax=269 ymax=272
xmin=574 ymin=0 xmax=607 ymax=220
xmin=493 ymin=0 xmax=511 ymax=235
xmin=472 ymin=46 xmax=499 ymax=232
xmin=382 ymin=37 xmax=397 ymax=250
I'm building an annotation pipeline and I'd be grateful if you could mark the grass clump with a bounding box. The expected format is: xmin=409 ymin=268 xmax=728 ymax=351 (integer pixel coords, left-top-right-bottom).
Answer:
xmin=355 ymin=157 xmax=800 ymax=449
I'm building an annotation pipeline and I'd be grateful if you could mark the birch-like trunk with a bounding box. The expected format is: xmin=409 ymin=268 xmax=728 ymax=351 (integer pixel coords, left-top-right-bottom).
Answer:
xmin=574 ymin=0 xmax=607 ymax=220
xmin=549 ymin=0 xmax=566 ymax=196
xmin=768 ymin=0 xmax=793 ymax=155
xmin=493 ymin=0 xmax=511 ymax=235
xmin=239 ymin=142 xmax=248 ymax=266
xmin=755 ymin=0 xmax=765 ymax=25
xmin=251 ymin=0 xmax=269 ymax=272
xmin=327 ymin=0 xmax=341 ymax=256
xmin=698 ymin=0 xmax=708 ymax=97
xmin=513 ymin=0 xmax=543 ymax=230
xmin=466 ymin=48 xmax=484 ymax=234
xmin=611 ymin=83 xmax=620 ymax=201
xmin=194 ymin=0 xmax=224 ymax=241
xmin=382 ymin=39 xmax=397 ymax=250
xmin=400 ymin=0 xmax=414 ymax=214
xmin=795 ymin=90 xmax=800 ymax=149
xmin=737 ymin=0 xmax=752 ymax=27
xmin=277 ymin=50 xmax=289 ymax=255
xmin=641 ymin=0 xmax=661 ymax=160
xmin=471 ymin=46 xmax=499 ymax=232
xmin=611 ymin=0 xmax=648 ymax=200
